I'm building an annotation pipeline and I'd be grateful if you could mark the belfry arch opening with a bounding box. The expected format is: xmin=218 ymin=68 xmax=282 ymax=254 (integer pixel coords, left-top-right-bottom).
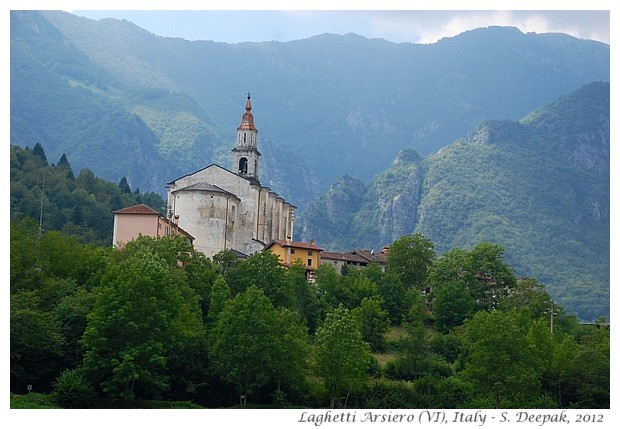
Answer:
xmin=238 ymin=157 xmax=248 ymax=175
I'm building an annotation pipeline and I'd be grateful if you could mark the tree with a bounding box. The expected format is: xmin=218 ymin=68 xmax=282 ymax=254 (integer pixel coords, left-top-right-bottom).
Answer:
xmin=32 ymin=142 xmax=48 ymax=165
xmin=289 ymin=260 xmax=322 ymax=334
xmin=429 ymin=243 xmax=516 ymax=311
xmin=314 ymin=305 xmax=371 ymax=407
xmin=271 ymin=307 xmax=310 ymax=400
xmin=209 ymin=286 xmax=282 ymax=407
xmin=315 ymin=262 xmax=344 ymax=309
xmin=461 ymin=310 xmax=541 ymax=408
xmin=432 ymin=280 xmax=475 ymax=332
xmin=207 ymin=275 xmax=231 ymax=325
xmin=57 ymin=153 xmax=75 ymax=180
xmin=467 ymin=243 xmax=516 ymax=310
xmin=53 ymin=288 xmax=97 ymax=368
xmin=378 ymin=272 xmax=412 ymax=324
xmin=341 ymin=270 xmax=380 ymax=308
xmin=118 ymin=176 xmax=132 ymax=194
xmin=10 ymin=304 xmax=66 ymax=393
xmin=227 ymin=251 xmax=295 ymax=308
xmin=404 ymin=288 xmax=430 ymax=328
xmin=82 ymin=238 xmax=204 ymax=402
xmin=385 ymin=233 xmax=435 ymax=291
xmin=352 ymin=297 xmax=390 ymax=352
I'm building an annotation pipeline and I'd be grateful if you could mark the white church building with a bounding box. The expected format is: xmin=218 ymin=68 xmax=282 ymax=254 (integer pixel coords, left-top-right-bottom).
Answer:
xmin=165 ymin=95 xmax=297 ymax=258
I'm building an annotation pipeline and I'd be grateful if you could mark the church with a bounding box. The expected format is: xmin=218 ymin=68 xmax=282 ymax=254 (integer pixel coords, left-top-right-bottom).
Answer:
xmin=165 ymin=95 xmax=297 ymax=259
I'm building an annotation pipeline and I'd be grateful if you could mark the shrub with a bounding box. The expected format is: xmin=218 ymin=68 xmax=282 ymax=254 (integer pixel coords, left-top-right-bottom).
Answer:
xmin=52 ymin=368 xmax=97 ymax=408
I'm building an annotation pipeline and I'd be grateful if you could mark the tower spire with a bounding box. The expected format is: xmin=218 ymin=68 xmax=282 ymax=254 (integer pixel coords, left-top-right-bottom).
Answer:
xmin=232 ymin=93 xmax=261 ymax=184
xmin=238 ymin=93 xmax=256 ymax=131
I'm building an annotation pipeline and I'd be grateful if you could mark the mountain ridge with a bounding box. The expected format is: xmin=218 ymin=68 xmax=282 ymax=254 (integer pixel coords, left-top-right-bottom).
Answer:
xmin=11 ymin=10 xmax=610 ymax=206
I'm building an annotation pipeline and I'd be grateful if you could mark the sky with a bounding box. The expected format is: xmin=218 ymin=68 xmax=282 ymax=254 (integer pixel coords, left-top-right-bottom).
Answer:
xmin=69 ymin=8 xmax=610 ymax=45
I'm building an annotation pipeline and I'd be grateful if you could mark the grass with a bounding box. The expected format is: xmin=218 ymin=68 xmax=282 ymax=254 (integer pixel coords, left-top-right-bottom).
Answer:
xmin=372 ymin=325 xmax=411 ymax=368
xmin=10 ymin=393 xmax=60 ymax=409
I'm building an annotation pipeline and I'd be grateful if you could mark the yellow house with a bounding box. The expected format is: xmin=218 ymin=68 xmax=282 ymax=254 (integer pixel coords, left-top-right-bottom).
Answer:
xmin=265 ymin=239 xmax=323 ymax=280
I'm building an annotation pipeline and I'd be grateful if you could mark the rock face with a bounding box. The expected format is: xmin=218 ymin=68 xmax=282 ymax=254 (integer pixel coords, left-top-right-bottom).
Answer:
xmin=298 ymin=149 xmax=424 ymax=251
xmin=298 ymin=175 xmax=367 ymax=251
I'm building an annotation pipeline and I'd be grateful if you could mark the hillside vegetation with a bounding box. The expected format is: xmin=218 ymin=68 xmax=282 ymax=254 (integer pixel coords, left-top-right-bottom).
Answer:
xmin=10 ymin=144 xmax=165 ymax=246
xmin=10 ymin=226 xmax=609 ymax=409
xmin=11 ymin=10 xmax=609 ymax=204
xmin=299 ymin=82 xmax=609 ymax=321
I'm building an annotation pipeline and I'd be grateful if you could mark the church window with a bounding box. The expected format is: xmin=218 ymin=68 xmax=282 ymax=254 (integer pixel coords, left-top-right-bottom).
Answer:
xmin=231 ymin=205 xmax=236 ymax=224
xmin=239 ymin=158 xmax=248 ymax=175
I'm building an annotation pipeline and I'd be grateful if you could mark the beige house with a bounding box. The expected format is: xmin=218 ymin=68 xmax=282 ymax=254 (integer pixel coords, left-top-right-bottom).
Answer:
xmin=112 ymin=203 xmax=194 ymax=248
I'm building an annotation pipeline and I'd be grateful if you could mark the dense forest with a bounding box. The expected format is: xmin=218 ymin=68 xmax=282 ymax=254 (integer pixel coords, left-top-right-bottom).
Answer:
xmin=10 ymin=144 xmax=165 ymax=247
xmin=10 ymin=149 xmax=609 ymax=408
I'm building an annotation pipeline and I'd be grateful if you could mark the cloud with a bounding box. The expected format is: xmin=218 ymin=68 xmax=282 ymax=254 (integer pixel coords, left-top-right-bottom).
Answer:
xmin=366 ymin=10 xmax=609 ymax=44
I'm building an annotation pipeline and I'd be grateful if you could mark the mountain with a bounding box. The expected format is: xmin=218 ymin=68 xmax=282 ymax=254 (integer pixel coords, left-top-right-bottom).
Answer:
xmin=10 ymin=11 xmax=610 ymax=208
xmin=9 ymin=11 xmax=610 ymax=320
xmin=299 ymin=81 xmax=610 ymax=322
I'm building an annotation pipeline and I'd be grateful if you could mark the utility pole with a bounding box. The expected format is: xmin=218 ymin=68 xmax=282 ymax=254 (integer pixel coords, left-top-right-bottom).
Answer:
xmin=36 ymin=170 xmax=45 ymax=266
xmin=38 ymin=170 xmax=45 ymax=237
xmin=549 ymin=300 xmax=558 ymax=334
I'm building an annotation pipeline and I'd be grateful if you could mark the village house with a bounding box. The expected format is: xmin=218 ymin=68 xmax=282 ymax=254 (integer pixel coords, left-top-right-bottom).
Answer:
xmin=319 ymin=247 xmax=390 ymax=273
xmin=265 ymin=239 xmax=324 ymax=281
xmin=111 ymin=203 xmax=194 ymax=248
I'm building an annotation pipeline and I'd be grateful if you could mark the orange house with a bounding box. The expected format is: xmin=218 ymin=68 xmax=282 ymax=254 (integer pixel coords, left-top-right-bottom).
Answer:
xmin=112 ymin=204 xmax=194 ymax=248
xmin=265 ymin=239 xmax=323 ymax=281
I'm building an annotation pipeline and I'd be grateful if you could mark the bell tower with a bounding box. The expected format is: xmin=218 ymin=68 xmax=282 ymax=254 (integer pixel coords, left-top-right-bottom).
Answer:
xmin=232 ymin=93 xmax=261 ymax=185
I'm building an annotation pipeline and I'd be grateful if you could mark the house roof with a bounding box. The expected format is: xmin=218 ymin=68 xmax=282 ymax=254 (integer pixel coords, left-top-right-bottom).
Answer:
xmin=112 ymin=204 xmax=160 ymax=215
xmin=266 ymin=239 xmax=324 ymax=252
xmin=320 ymin=249 xmax=387 ymax=264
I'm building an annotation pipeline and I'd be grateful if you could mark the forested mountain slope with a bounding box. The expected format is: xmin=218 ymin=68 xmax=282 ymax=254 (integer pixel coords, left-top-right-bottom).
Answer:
xmin=299 ymin=81 xmax=610 ymax=321
xmin=10 ymin=10 xmax=609 ymax=207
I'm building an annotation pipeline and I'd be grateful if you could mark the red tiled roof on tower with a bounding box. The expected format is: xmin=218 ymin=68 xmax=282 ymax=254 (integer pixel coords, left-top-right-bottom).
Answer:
xmin=237 ymin=93 xmax=256 ymax=131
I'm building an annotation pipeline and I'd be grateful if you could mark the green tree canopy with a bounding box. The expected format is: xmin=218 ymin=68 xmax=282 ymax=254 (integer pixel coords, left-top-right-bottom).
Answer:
xmin=461 ymin=310 xmax=541 ymax=408
xmin=385 ymin=233 xmax=436 ymax=291
xmin=81 ymin=237 xmax=204 ymax=402
xmin=429 ymin=243 xmax=516 ymax=311
xmin=432 ymin=280 xmax=475 ymax=333
xmin=314 ymin=304 xmax=371 ymax=407
xmin=209 ymin=285 xmax=304 ymax=407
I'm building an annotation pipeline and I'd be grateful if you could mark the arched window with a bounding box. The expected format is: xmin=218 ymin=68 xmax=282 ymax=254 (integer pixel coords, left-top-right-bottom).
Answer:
xmin=231 ymin=205 xmax=236 ymax=224
xmin=238 ymin=158 xmax=248 ymax=175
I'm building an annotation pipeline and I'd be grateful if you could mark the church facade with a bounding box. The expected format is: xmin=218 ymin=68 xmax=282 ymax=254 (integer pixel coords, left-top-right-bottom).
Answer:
xmin=165 ymin=95 xmax=296 ymax=259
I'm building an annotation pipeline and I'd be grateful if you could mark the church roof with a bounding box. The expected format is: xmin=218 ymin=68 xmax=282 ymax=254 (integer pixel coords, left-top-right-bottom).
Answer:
xmin=112 ymin=204 xmax=160 ymax=215
xmin=237 ymin=94 xmax=257 ymax=131
xmin=174 ymin=182 xmax=239 ymax=199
